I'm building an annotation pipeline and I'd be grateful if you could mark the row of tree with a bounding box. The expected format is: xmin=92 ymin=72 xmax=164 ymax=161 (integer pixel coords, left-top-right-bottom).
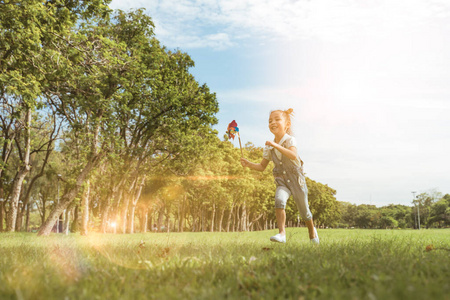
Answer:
xmin=1 ymin=1 xmax=338 ymax=235
xmin=1 ymin=1 xmax=448 ymax=235
xmin=4 ymin=117 xmax=449 ymax=234
xmin=1 ymin=1 xmax=219 ymax=235
xmin=1 ymin=130 xmax=341 ymax=234
xmin=339 ymin=192 xmax=450 ymax=229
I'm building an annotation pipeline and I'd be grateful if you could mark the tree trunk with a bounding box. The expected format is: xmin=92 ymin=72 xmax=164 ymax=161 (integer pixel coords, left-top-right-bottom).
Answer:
xmin=101 ymin=177 xmax=126 ymax=233
xmin=71 ymin=205 xmax=79 ymax=232
xmin=18 ymin=138 xmax=54 ymax=232
xmin=0 ymin=121 xmax=16 ymax=232
xmin=148 ymin=213 xmax=153 ymax=232
xmin=121 ymin=174 xmax=141 ymax=234
xmin=81 ymin=180 xmax=90 ymax=235
xmin=179 ymin=195 xmax=186 ymax=232
xmin=235 ymin=205 xmax=240 ymax=232
xmin=231 ymin=209 xmax=236 ymax=232
xmin=140 ymin=207 xmax=148 ymax=233
xmin=25 ymin=203 xmax=31 ymax=232
xmin=157 ymin=206 xmax=164 ymax=231
xmin=127 ymin=176 xmax=145 ymax=234
xmin=40 ymin=197 xmax=46 ymax=226
xmin=106 ymin=189 xmax=123 ymax=233
xmin=201 ymin=206 xmax=207 ymax=232
xmin=191 ymin=212 xmax=197 ymax=232
xmin=241 ymin=201 xmax=247 ymax=231
xmin=17 ymin=198 xmax=28 ymax=232
xmin=210 ymin=203 xmax=216 ymax=232
xmin=218 ymin=208 xmax=225 ymax=232
xmin=6 ymin=106 xmax=31 ymax=232
xmin=165 ymin=210 xmax=170 ymax=233
xmin=15 ymin=202 xmax=24 ymax=231
xmin=226 ymin=203 xmax=234 ymax=232
xmin=248 ymin=213 xmax=263 ymax=231
xmin=37 ymin=152 xmax=103 ymax=236
xmin=127 ymin=202 xmax=136 ymax=234
xmin=64 ymin=204 xmax=73 ymax=235
xmin=101 ymin=200 xmax=111 ymax=233
xmin=121 ymin=191 xmax=131 ymax=234
xmin=0 ymin=199 xmax=3 ymax=232
xmin=7 ymin=169 xmax=29 ymax=232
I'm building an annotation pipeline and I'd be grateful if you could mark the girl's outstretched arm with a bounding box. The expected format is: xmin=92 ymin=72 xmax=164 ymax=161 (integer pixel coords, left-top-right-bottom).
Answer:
xmin=240 ymin=158 xmax=269 ymax=172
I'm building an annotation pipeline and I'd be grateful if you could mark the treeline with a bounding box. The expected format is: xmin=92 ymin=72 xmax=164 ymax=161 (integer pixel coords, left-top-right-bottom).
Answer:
xmin=1 ymin=132 xmax=341 ymax=234
xmin=338 ymin=192 xmax=450 ymax=229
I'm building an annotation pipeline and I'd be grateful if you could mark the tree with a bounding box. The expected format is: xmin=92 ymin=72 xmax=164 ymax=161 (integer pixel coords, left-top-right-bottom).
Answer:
xmin=378 ymin=215 xmax=398 ymax=229
xmin=338 ymin=202 xmax=357 ymax=228
xmin=0 ymin=0 xmax=110 ymax=232
xmin=414 ymin=190 xmax=441 ymax=229
xmin=428 ymin=194 xmax=450 ymax=228
xmin=306 ymin=178 xmax=340 ymax=227
xmin=354 ymin=205 xmax=378 ymax=228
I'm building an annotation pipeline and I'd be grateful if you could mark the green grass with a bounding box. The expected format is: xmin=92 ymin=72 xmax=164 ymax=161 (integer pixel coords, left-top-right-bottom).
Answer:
xmin=1 ymin=229 xmax=449 ymax=300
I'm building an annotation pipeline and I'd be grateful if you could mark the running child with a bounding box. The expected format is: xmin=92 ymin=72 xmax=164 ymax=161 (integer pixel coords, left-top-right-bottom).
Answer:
xmin=240 ymin=108 xmax=319 ymax=244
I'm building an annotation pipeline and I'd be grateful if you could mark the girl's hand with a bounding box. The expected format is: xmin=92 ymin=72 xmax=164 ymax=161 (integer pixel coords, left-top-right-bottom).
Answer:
xmin=265 ymin=140 xmax=276 ymax=148
xmin=240 ymin=158 xmax=250 ymax=168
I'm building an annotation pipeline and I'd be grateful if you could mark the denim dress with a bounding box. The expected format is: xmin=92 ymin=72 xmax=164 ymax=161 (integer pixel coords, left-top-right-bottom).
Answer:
xmin=271 ymin=147 xmax=312 ymax=220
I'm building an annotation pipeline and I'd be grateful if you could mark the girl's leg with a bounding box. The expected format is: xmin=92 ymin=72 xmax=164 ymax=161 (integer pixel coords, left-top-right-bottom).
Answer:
xmin=305 ymin=218 xmax=317 ymax=239
xmin=276 ymin=208 xmax=286 ymax=235
xmin=274 ymin=186 xmax=290 ymax=236
xmin=291 ymin=184 xmax=318 ymax=241
xmin=271 ymin=185 xmax=290 ymax=242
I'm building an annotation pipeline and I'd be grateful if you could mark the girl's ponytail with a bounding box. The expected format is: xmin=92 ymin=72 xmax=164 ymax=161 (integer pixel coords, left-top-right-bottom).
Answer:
xmin=283 ymin=108 xmax=294 ymax=135
xmin=285 ymin=108 xmax=294 ymax=115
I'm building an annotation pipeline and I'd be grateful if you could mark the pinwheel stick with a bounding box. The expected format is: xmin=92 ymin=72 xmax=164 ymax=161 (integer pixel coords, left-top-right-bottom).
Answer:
xmin=226 ymin=120 xmax=243 ymax=158
xmin=237 ymin=132 xmax=243 ymax=157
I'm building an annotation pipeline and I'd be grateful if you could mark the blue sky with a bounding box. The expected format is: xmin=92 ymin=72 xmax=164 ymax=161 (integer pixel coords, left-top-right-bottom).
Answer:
xmin=110 ymin=0 xmax=450 ymax=206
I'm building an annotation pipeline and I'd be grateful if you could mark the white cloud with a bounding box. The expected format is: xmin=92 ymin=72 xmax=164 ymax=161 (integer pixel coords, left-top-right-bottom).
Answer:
xmin=110 ymin=0 xmax=450 ymax=49
xmin=160 ymin=32 xmax=234 ymax=50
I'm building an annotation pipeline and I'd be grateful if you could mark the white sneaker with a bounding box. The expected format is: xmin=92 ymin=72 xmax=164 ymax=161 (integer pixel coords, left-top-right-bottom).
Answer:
xmin=310 ymin=227 xmax=319 ymax=244
xmin=270 ymin=233 xmax=286 ymax=243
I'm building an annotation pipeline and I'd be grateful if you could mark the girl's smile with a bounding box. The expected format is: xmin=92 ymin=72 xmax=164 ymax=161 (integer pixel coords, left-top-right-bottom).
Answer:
xmin=269 ymin=111 xmax=289 ymax=140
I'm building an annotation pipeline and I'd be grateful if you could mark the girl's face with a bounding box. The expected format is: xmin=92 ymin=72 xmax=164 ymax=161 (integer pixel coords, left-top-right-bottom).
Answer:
xmin=268 ymin=111 xmax=289 ymax=136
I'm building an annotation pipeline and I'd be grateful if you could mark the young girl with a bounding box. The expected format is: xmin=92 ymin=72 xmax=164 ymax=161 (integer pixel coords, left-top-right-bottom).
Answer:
xmin=240 ymin=109 xmax=319 ymax=244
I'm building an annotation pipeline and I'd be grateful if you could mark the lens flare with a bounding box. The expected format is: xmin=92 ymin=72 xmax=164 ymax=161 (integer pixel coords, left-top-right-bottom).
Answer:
xmin=150 ymin=175 xmax=244 ymax=181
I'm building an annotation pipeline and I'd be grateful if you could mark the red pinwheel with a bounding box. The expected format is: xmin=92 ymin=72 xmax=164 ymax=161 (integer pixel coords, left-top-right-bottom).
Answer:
xmin=226 ymin=120 xmax=239 ymax=140
xmin=226 ymin=120 xmax=243 ymax=157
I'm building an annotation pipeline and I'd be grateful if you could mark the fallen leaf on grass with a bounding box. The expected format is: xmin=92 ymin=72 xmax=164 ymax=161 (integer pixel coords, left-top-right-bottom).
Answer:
xmin=425 ymin=244 xmax=450 ymax=252
xmin=157 ymin=247 xmax=170 ymax=258
xmin=137 ymin=240 xmax=146 ymax=254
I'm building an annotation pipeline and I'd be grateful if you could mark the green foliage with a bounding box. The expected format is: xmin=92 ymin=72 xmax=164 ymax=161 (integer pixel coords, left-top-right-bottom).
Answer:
xmin=427 ymin=194 xmax=450 ymax=228
xmin=1 ymin=4 xmax=219 ymax=233
xmin=305 ymin=178 xmax=340 ymax=227
xmin=336 ymin=193 xmax=450 ymax=229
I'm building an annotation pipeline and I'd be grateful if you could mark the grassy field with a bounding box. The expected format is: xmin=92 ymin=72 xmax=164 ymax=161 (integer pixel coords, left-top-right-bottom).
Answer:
xmin=0 ymin=229 xmax=449 ymax=300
